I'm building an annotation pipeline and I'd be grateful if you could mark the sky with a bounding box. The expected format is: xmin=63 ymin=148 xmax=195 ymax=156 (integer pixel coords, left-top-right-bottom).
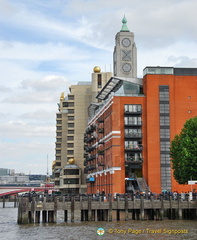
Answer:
xmin=0 ymin=0 xmax=197 ymax=175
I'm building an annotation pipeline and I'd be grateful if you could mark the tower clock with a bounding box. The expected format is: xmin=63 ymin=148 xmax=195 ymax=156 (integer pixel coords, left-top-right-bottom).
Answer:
xmin=113 ymin=16 xmax=137 ymax=78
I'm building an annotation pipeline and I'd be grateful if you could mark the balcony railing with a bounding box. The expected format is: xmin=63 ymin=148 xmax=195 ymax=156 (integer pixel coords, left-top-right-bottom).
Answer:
xmin=98 ymin=150 xmax=105 ymax=155
xmin=125 ymin=133 xmax=142 ymax=138
xmin=124 ymin=110 xmax=142 ymax=114
xmin=124 ymin=121 xmax=142 ymax=126
xmin=125 ymin=157 xmax=143 ymax=164
xmin=125 ymin=144 xmax=143 ymax=151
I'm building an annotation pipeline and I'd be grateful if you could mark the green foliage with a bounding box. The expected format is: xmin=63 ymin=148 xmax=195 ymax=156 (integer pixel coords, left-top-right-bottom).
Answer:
xmin=170 ymin=116 xmax=197 ymax=184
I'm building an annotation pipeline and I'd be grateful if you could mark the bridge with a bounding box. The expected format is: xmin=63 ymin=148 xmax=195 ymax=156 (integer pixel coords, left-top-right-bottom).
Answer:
xmin=0 ymin=186 xmax=54 ymax=197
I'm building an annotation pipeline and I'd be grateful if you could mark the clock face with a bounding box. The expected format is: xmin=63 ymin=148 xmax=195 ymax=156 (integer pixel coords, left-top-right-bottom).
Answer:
xmin=122 ymin=50 xmax=132 ymax=61
xmin=122 ymin=38 xmax=131 ymax=47
xmin=122 ymin=63 xmax=132 ymax=73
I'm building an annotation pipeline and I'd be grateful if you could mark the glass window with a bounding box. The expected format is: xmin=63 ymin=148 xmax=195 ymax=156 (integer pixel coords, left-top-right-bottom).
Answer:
xmin=67 ymin=150 xmax=74 ymax=155
xmin=67 ymin=143 xmax=74 ymax=148
xmin=68 ymin=130 xmax=74 ymax=134
xmin=68 ymin=109 xmax=74 ymax=114
xmin=68 ymin=95 xmax=74 ymax=100
xmin=67 ymin=136 xmax=74 ymax=141
xmin=97 ymin=74 xmax=102 ymax=88
xmin=64 ymin=169 xmax=79 ymax=175
xmin=68 ymin=123 xmax=74 ymax=128
xmin=64 ymin=178 xmax=79 ymax=184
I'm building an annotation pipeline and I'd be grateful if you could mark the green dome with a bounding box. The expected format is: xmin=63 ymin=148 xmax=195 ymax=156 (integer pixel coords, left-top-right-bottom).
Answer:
xmin=120 ymin=15 xmax=130 ymax=32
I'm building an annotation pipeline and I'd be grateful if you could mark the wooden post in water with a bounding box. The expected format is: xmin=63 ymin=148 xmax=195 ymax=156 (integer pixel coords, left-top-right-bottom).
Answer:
xmin=3 ymin=196 xmax=5 ymax=208
xmin=30 ymin=197 xmax=35 ymax=223
xmin=71 ymin=195 xmax=75 ymax=222
xmin=140 ymin=195 xmax=145 ymax=220
xmin=54 ymin=197 xmax=57 ymax=223
xmin=178 ymin=194 xmax=183 ymax=220
xmin=88 ymin=195 xmax=92 ymax=221
xmin=108 ymin=194 xmax=112 ymax=221
xmin=116 ymin=194 xmax=120 ymax=221
xmin=169 ymin=195 xmax=172 ymax=219
xmin=17 ymin=197 xmax=29 ymax=224
xmin=125 ymin=194 xmax=128 ymax=221
xmin=160 ymin=194 xmax=164 ymax=220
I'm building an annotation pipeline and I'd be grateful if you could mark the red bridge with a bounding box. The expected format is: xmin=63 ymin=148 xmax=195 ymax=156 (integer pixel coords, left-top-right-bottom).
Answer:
xmin=0 ymin=185 xmax=54 ymax=197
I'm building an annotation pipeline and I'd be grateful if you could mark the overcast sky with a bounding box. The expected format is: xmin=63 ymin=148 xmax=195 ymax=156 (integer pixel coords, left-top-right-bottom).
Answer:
xmin=0 ymin=0 xmax=197 ymax=175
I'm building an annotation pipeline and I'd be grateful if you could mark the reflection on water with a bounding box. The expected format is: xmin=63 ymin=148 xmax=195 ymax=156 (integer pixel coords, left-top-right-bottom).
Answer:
xmin=0 ymin=203 xmax=196 ymax=240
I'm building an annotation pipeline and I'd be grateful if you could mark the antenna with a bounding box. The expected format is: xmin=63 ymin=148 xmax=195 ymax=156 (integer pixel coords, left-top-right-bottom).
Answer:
xmin=46 ymin=155 xmax=49 ymax=176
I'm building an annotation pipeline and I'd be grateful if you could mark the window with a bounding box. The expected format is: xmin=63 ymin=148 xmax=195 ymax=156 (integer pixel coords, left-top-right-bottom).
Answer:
xmin=160 ymin=116 xmax=170 ymax=126
xmin=124 ymin=104 xmax=142 ymax=113
xmin=67 ymin=150 xmax=74 ymax=155
xmin=64 ymin=169 xmax=79 ymax=175
xmin=57 ymin=126 xmax=62 ymax=130
xmin=160 ymin=142 xmax=170 ymax=151
xmin=57 ymin=132 xmax=62 ymax=136
xmin=63 ymin=102 xmax=68 ymax=107
xmin=64 ymin=178 xmax=79 ymax=184
xmin=68 ymin=123 xmax=74 ymax=128
xmin=68 ymin=109 xmax=74 ymax=114
xmin=68 ymin=95 xmax=74 ymax=100
xmin=56 ymin=150 xmax=61 ymax=154
xmin=67 ymin=143 xmax=74 ymax=148
xmin=56 ymin=144 xmax=61 ymax=148
xmin=125 ymin=128 xmax=142 ymax=137
xmin=68 ymin=130 xmax=74 ymax=134
xmin=160 ymin=129 xmax=170 ymax=138
xmin=160 ymin=104 xmax=169 ymax=113
xmin=68 ymin=102 xmax=74 ymax=107
xmin=67 ymin=136 xmax=74 ymax=141
xmin=56 ymin=120 xmax=62 ymax=124
xmin=97 ymin=74 xmax=102 ymax=88
xmin=124 ymin=116 xmax=142 ymax=125
xmin=57 ymin=114 xmax=62 ymax=118
xmin=125 ymin=141 xmax=142 ymax=149
xmin=68 ymin=116 xmax=74 ymax=121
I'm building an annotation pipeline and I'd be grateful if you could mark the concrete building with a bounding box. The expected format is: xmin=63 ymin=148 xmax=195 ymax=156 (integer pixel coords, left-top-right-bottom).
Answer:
xmin=53 ymin=69 xmax=112 ymax=193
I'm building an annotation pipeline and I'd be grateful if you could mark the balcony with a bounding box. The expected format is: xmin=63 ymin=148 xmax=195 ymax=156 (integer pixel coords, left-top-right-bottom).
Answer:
xmin=86 ymin=125 xmax=96 ymax=134
xmin=125 ymin=144 xmax=143 ymax=151
xmin=124 ymin=110 xmax=142 ymax=115
xmin=98 ymin=150 xmax=105 ymax=155
xmin=124 ymin=121 xmax=142 ymax=126
xmin=98 ymin=128 xmax=104 ymax=133
xmin=98 ymin=119 xmax=104 ymax=123
xmin=86 ymin=155 xmax=96 ymax=162
xmin=125 ymin=157 xmax=143 ymax=164
xmin=125 ymin=133 xmax=142 ymax=139
xmin=84 ymin=146 xmax=96 ymax=152
xmin=84 ymin=164 xmax=96 ymax=173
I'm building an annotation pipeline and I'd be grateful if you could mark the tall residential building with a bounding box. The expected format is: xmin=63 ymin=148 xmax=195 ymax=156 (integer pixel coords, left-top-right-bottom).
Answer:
xmin=53 ymin=69 xmax=112 ymax=193
xmin=83 ymin=17 xmax=197 ymax=194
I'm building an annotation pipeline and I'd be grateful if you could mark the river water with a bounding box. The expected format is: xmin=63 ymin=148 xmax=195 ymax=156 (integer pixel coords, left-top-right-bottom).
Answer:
xmin=0 ymin=202 xmax=196 ymax=240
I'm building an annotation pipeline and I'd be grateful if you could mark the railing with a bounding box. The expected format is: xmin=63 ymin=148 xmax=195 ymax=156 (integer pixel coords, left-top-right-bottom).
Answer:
xmin=125 ymin=144 xmax=143 ymax=150
xmin=124 ymin=121 xmax=142 ymax=126
xmin=125 ymin=157 xmax=143 ymax=164
xmin=19 ymin=192 xmax=197 ymax=203
xmin=125 ymin=133 xmax=142 ymax=138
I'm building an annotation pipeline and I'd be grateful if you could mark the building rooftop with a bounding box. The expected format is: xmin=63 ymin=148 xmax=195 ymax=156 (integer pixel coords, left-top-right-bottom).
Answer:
xmin=96 ymin=76 xmax=143 ymax=100
xmin=143 ymin=66 xmax=197 ymax=76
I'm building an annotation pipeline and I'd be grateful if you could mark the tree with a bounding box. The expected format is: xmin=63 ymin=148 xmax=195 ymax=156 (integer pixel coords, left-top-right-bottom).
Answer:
xmin=170 ymin=116 xmax=197 ymax=184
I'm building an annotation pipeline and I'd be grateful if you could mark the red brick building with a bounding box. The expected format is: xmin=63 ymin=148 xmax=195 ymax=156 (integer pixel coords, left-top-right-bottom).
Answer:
xmin=84 ymin=67 xmax=197 ymax=194
xmin=83 ymin=17 xmax=197 ymax=195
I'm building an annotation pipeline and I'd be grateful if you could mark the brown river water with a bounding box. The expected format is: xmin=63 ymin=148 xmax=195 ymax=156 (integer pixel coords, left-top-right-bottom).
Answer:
xmin=0 ymin=202 xmax=196 ymax=240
